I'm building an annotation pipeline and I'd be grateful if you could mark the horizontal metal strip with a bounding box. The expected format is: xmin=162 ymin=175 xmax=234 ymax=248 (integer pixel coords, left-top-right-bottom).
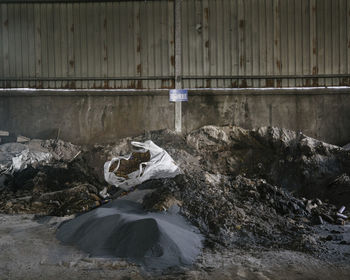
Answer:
xmin=0 ymin=76 xmax=175 ymax=81
xmin=1 ymin=88 xmax=350 ymax=98
xmin=1 ymin=74 xmax=349 ymax=82
xmin=0 ymin=0 xmax=170 ymax=3
xmin=181 ymin=75 xmax=350 ymax=80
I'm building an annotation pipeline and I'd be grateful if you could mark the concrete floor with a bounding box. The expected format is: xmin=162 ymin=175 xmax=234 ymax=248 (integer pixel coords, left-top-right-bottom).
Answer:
xmin=1 ymin=214 xmax=350 ymax=280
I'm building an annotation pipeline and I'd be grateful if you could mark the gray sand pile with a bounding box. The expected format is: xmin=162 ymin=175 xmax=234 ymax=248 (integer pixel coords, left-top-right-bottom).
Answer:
xmin=56 ymin=190 xmax=203 ymax=269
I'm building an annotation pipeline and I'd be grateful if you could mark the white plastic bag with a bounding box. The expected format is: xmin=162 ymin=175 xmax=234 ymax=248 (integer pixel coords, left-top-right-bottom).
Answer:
xmin=104 ymin=140 xmax=181 ymax=191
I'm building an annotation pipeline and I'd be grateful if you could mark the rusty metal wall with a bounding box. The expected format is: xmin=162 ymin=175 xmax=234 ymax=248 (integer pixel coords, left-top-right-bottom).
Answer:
xmin=0 ymin=0 xmax=349 ymax=89
xmin=181 ymin=0 xmax=350 ymax=88
xmin=0 ymin=0 xmax=175 ymax=89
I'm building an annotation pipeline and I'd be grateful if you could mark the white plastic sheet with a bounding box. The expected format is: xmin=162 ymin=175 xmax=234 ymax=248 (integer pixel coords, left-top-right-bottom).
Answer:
xmin=104 ymin=140 xmax=181 ymax=191
xmin=0 ymin=143 xmax=52 ymax=173
xmin=12 ymin=149 xmax=52 ymax=172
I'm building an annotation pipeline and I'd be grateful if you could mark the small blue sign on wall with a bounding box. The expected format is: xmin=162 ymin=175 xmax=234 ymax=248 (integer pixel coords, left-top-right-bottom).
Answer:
xmin=169 ymin=89 xmax=188 ymax=102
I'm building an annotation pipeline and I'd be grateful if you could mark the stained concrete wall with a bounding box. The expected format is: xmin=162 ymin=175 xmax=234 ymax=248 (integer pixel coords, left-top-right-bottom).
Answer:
xmin=183 ymin=88 xmax=350 ymax=145
xmin=0 ymin=88 xmax=350 ymax=145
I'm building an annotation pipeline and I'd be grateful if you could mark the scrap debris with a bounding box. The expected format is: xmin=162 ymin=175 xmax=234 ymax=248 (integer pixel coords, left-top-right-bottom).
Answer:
xmin=141 ymin=174 xmax=349 ymax=252
xmin=1 ymin=125 xmax=350 ymax=263
xmin=16 ymin=135 xmax=30 ymax=143
xmin=0 ymin=131 xmax=31 ymax=144
xmin=0 ymin=138 xmax=104 ymax=215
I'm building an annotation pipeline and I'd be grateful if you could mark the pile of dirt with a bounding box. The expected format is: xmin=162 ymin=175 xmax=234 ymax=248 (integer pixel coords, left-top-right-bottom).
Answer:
xmin=141 ymin=173 xmax=344 ymax=253
xmin=97 ymin=125 xmax=350 ymax=254
xmin=104 ymin=125 xmax=350 ymax=209
xmin=0 ymin=139 xmax=106 ymax=216
xmin=185 ymin=126 xmax=350 ymax=205
xmin=1 ymin=125 xmax=350 ymax=263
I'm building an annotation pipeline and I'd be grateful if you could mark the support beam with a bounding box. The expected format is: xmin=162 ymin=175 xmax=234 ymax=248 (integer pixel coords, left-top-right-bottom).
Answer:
xmin=174 ymin=0 xmax=182 ymax=133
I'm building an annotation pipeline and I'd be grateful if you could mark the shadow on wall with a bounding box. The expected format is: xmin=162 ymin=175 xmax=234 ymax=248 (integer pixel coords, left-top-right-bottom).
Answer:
xmin=1 ymin=88 xmax=350 ymax=145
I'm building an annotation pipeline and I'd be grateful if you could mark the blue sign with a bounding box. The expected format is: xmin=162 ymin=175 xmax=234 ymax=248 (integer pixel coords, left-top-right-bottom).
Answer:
xmin=169 ymin=89 xmax=188 ymax=102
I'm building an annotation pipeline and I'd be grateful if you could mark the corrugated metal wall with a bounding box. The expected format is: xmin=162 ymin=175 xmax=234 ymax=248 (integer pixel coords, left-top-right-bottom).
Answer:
xmin=181 ymin=0 xmax=350 ymax=88
xmin=0 ymin=0 xmax=349 ymax=89
xmin=0 ymin=0 xmax=174 ymax=89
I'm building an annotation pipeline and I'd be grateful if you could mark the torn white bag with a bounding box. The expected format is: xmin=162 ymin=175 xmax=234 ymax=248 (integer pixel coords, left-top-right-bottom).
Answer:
xmin=104 ymin=140 xmax=182 ymax=191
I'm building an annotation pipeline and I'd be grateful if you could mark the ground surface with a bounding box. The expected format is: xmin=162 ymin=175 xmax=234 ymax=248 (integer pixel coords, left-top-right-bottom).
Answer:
xmin=1 ymin=214 xmax=350 ymax=280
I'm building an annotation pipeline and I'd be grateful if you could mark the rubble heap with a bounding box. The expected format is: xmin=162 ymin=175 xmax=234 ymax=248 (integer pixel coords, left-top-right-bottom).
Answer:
xmin=1 ymin=125 xmax=350 ymax=257
xmin=185 ymin=126 xmax=350 ymax=207
xmin=142 ymin=173 xmax=345 ymax=252
xmin=0 ymin=139 xmax=105 ymax=215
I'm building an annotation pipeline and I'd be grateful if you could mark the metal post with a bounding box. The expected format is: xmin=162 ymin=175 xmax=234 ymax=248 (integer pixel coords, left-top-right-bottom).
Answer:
xmin=174 ymin=0 xmax=182 ymax=133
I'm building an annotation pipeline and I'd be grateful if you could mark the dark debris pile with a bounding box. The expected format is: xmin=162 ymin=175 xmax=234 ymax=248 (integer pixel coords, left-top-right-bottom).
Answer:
xmin=186 ymin=126 xmax=350 ymax=208
xmin=0 ymin=142 xmax=107 ymax=216
xmin=142 ymin=172 xmax=347 ymax=252
xmin=1 ymin=125 xmax=350 ymax=255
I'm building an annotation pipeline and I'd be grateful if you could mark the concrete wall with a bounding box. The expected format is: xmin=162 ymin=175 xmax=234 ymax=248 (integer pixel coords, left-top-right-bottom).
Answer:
xmin=0 ymin=88 xmax=350 ymax=145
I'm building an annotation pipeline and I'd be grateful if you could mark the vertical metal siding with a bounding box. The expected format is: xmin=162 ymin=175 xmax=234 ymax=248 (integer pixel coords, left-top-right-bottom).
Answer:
xmin=181 ymin=0 xmax=350 ymax=88
xmin=0 ymin=0 xmax=349 ymax=89
xmin=0 ymin=0 xmax=175 ymax=89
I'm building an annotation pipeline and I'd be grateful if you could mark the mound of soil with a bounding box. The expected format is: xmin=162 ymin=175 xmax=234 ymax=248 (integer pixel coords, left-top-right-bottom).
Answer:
xmin=0 ymin=139 xmax=105 ymax=215
xmin=142 ymin=174 xmax=342 ymax=253
xmin=186 ymin=126 xmax=350 ymax=204
xmin=1 ymin=125 xmax=350 ymax=262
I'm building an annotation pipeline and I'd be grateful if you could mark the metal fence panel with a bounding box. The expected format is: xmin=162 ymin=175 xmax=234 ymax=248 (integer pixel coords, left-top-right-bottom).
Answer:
xmin=0 ymin=0 xmax=349 ymax=89
xmin=0 ymin=0 xmax=175 ymax=88
xmin=181 ymin=0 xmax=350 ymax=88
